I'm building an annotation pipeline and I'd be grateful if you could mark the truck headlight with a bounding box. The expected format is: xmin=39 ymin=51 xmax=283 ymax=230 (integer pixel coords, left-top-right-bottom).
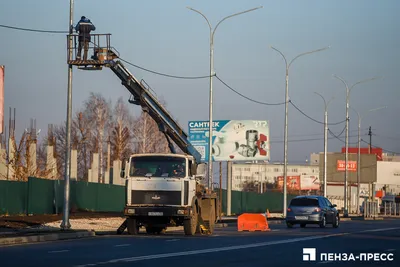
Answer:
xmin=127 ymin=208 xmax=135 ymax=214
xmin=177 ymin=210 xmax=185 ymax=215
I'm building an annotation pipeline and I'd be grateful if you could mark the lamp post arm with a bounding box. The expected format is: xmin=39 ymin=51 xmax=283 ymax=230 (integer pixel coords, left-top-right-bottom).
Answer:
xmin=289 ymin=46 xmax=330 ymax=69
xmin=270 ymin=46 xmax=288 ymax=69
xmin=212 ymin=6 xmax=263 ymax=39
xmin=186 ymin=7 xmax=212 ymax=31
xmin=314 ymin=92 xmax=327 ymax=108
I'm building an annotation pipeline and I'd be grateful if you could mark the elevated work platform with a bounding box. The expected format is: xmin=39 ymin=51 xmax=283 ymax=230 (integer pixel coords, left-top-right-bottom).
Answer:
xmin=67 ymin=34 xmax=119 ymax=70
xmin=66 ymin=33 xmax=202 ymax=163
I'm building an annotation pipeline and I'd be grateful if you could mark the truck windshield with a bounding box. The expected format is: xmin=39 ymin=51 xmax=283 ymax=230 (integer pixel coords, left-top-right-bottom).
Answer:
xmin=129 ymin=156 xmax=186 ymax=178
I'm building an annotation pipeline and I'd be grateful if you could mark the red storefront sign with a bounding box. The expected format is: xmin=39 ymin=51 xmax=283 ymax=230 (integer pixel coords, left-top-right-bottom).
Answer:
xmin=337 ymin=160 xmax=357 ymax=171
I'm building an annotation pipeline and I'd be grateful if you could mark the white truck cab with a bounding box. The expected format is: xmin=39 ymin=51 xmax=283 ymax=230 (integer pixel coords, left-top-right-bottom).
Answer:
xmin=119 ymin=153 xmax=216 ymax=235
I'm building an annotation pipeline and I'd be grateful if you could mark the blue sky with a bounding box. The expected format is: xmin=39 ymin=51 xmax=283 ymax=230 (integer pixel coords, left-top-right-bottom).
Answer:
xmin=1 ymin=0 xmax=399 ymax=165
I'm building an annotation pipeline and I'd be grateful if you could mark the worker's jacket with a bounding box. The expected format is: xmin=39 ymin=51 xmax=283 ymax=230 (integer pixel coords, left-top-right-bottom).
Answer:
xmin=75 ymin=20 xmax=96 ymax=42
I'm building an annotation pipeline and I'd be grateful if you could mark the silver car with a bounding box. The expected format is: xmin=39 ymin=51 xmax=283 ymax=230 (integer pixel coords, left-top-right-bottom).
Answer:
xmin=285 ymin=195 xmax=340 ymax=228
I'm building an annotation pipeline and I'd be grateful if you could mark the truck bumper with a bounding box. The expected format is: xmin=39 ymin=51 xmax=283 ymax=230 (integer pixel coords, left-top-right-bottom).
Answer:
xmin=124 ymin=206 xmax=192 ymax=219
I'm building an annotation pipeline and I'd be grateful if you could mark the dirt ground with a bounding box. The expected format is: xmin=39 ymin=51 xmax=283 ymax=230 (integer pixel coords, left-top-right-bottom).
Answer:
xmin=0 ymin=211 xmax=124 ymax=230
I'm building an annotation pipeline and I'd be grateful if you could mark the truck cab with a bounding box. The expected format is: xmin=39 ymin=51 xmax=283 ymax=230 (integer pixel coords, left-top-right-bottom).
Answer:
xmin=120 ymin=153 xmax=217 ymax=235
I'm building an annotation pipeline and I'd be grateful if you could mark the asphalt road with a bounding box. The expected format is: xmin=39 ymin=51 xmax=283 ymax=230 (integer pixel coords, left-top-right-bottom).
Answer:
xmin=1 ymin=220 xmax=400 ymax=267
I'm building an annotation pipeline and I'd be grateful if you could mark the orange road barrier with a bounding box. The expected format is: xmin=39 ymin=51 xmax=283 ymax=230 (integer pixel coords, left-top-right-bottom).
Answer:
xmin=237 ymin=213 xmax=271 ymax=232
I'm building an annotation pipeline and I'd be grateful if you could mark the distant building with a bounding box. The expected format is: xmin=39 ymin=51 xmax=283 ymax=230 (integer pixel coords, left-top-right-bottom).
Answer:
xmin=231 ymin=163 xmax=319 ymax=192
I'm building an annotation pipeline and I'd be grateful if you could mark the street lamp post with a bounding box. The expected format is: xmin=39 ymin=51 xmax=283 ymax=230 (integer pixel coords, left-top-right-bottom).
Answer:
xmin=187 ymin=6 xmax=263 ymax=190
xmin=350 ymin=106 xmax=386 ymax=214
xmin=314 ymin=92 xmax=334 ymax=198
xmin=270 ymin=46 xmax=330 ymax=217
xmin=333 ymin=75 xmax=380 ymax=216
xmin=61 ymin=0 xmax=74 ymax=230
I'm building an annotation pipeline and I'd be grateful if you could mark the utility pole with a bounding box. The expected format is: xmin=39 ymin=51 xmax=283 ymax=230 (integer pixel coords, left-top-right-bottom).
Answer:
xmin=219 ymin=161 xmax=222 ymax=221
xmin=314 ymin=92 xmax=333 ymax=198
xmin=61 ymin=0 xmax=74 ymax=230
xmin=271 ymin=46 xmax=330 ymax=217
xmin=368 ymin=126 xmax=372 ymax=154
xmin=187 ymin=6 xmax=263 ymax=191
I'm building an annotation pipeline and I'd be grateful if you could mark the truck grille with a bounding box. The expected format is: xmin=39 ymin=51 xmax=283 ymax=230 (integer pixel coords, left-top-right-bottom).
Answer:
xmin=131 ymin=190 xmax=181 ymax=205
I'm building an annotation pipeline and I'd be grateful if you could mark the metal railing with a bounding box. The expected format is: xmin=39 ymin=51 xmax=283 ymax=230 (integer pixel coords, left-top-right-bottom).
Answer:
xmin=363 ymin=200 xmax=379 ymax=218
xmin=382 ymin=202 xmax=400 ymax=217
xmin=67 ymin=33 xmax=120 ymax=62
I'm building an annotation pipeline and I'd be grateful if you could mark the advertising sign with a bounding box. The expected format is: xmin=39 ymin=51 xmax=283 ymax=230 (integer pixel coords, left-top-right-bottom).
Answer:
xmin=277 ymin=175 xmax=320 ymax=191
xmin=277 ymin=176 xmax=301 ymax=190
xmin=0 ymin=66 xmax=3 ymax=134
xmin=300 ymin=175 xmax=320 ymax=190
xmin=188 ymin=120 xmax=270 ymax=162
xmin=337 ymin=160 xmax=357 ymax=172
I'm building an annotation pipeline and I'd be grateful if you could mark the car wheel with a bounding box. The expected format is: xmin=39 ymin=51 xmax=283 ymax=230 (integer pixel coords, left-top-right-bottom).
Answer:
xmin=286 ymin=222 xmax=293 ymax=228
xmin=333 ymin=215 xmax=339 ymax=228
xmin=319 ymin=216 xmax=326 ymax=228
xmin=300 ymin=224 xmax=306 ymax=228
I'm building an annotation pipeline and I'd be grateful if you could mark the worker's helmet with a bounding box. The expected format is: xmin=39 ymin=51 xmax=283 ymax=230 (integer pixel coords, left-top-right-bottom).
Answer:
xmin=81 ymin=16 xmax=86 ymax=20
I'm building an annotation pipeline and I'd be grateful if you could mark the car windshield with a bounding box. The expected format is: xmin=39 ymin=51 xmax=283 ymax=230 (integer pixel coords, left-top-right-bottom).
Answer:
xmin=290 ymin=198 xmax=319 ymax=207
xmin=129 ymin=156 xmax=186 ymax=178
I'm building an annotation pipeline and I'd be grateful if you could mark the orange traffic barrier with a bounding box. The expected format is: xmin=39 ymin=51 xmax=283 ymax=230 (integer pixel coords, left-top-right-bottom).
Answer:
xmin=237 ymin=213 xmax=271 ymax=232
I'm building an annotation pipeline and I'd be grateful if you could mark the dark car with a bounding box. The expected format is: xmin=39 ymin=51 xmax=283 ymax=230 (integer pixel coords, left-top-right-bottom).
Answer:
xmin=285 ymin=195 xmax=339 ymax=228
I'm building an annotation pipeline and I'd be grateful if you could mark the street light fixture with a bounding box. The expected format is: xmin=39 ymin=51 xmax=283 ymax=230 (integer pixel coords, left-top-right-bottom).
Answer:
xmin=314 ymin=92 xmax=334 ymax=198
xmin=332 ymin=75 xmax=380 ymax=217
xmin=187 ymin=6 xmax=263 ymax=190
xmin=270 ymin=46 xmax=330 ymax=217
xmin=350 ymin=106 xmax=387 ymax=214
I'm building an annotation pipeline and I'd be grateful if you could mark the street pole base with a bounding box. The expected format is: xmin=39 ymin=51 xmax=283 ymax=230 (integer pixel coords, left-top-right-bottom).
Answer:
xmin=343 ymin=209 xmax=349 ymax=218
xmin=60 ymin=221 xmax=71 ymax=230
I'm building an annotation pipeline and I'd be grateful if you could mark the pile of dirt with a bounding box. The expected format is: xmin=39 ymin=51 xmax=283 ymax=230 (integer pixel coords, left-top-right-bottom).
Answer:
xmin=0 ymin=212 xmax=124 ymax=230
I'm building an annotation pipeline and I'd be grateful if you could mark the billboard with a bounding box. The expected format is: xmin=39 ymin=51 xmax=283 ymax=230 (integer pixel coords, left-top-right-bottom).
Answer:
xmin=319 ymin=152 xmax=377 ymax=183
xmin=300 ymin=175 xmax=320 ymax=190
xmin=341 ymin=147 xmax=383 ymax=161
xmin=0 ymin=66 xmax=3 ymax=134
xmin=188 ymin=120 xmax=270 ymax=162
xmin=277 ymin=175 xmax=320 ymax=191
xmin=337 ymin=160 xmax=357 ymax=172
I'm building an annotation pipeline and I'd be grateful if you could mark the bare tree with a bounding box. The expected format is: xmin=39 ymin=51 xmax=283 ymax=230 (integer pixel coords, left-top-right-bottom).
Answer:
xmin=72 ymin=110 xmax=93 ymax=181
xmin=110 ymin=97 xmax=134 ymax=162
xmin=131 ymin=97 xmax=173 ymax=154
xmin=84 ymin=92 xmax=112 ymax=183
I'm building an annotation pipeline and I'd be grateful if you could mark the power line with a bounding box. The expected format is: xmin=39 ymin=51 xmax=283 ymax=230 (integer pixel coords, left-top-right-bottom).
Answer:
xmin=290 ymin=100 xmax=346 ymax=126
xmin=361 ymin=139 xmax=399 ymax=155
xmin=0 ymin=24 xmax=68 ymax=34
xmin=0 ymin=23 xmax=212 ymax=80
xmin=328 ymin=128 xmax=359 ymax=145
xmin=215 ymin=75 xmax=287 ymax=106
xmin=119 ymin=58 xmax=212 ymax=80
xmin=269 ymin=128 xmax=363 ymax=139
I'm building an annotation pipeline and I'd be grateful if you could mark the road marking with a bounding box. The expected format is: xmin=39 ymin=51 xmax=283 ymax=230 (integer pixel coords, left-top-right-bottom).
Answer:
xmin=74 ymin=227 xmax=400 ymax=267
xmin=317 ymin=261 xmax=330 ymax=264
xmin=165 ymin=239 xmax=180 ymax=242
xmin=114 ymin=244 xmax=130 ymax=247
xmin=48 ymin=250 xmax=69 ymax=253
xmin=361 ymin=227 xmax=399 ymax=233
xmin=385 ymin=249 xmax=395 ymax=252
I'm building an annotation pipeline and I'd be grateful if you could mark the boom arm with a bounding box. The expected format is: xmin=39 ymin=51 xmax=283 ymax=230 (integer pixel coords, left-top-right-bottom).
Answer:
xmin=107 ymin=60 xmax=202 ymax=163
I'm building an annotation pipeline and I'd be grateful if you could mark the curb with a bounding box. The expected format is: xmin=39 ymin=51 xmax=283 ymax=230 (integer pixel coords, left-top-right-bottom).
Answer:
xmin=0 ymin=231 xmax=95 ymax=246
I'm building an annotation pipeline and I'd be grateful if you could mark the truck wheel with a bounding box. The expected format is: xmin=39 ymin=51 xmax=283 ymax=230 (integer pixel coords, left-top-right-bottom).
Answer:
xmin=127 ymin=218 xmax=139 ymax=235
xmin=184 ymin=205 xmax=198 ymax=236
